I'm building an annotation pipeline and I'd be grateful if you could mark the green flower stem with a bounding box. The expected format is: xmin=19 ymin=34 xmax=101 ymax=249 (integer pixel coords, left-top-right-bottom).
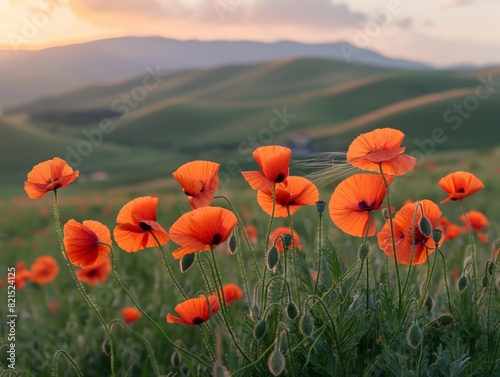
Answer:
xmin=149 ymin=231 xmax=188 ymax=300
xmin=459 ymin=200 xmax=479 ymax=321
xmin=109 ymin=320 xmax=160 ymax=377
xmin=208 ymin=247 xmax=253 ymax=364
xmin=418 ymin=245 xmax=438 ymax=309
xmin=363 ymin=216 xmax=372 ymax=311
xmin=438 ymin=249 xmax=456 ymax=319
xmin=322 ymin=259 xmax=362 ymax=298
xmin=52 ymin=350 xmax=84 ymax=377
xmin=264 ymin=276 xmax=292 ymax=309
xmin=53 ymin=192 xmax=116 ymax=377
xmin=214 ymin=194 xmax=261 ymax=279
xmin=106 ymin=243 xmax=209 ymax=370
xmin=379 ymin=163 xmax=402 ymax=310
xmin=261 ymin=185 xmax=277 ymax=310
xmin=487 ymin=248 xmax=500 ymax=351
xmin=313 ymin=212 xmax=323 ymax=300
xmin=287 ymin=206 xmax=301 ymax=313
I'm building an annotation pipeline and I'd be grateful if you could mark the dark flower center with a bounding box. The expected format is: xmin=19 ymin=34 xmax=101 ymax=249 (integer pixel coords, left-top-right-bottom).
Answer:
xmin=211 ymin=234 xmax=222 ymax=245
xmin=192 ymin=317 xmax=204 ymax=325
xmin=275 ymin=173 xmax=285 ymax=183
xmin=457 ymin=188 xmax=465 ymax=193
xmin=139 ymin=222 xmax=152 ymax=231
xmin=358 ymin=201 xmax=375 ymax=211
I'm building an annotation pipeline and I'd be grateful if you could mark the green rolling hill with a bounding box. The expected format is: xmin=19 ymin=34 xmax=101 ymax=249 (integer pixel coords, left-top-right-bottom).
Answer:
xmin=3 ymin=59 xmax=499 ymax=193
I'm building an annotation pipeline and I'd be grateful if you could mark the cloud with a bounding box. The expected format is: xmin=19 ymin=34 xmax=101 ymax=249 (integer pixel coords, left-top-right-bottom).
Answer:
xmin=246 ymin=0 xmax=366 ymax=27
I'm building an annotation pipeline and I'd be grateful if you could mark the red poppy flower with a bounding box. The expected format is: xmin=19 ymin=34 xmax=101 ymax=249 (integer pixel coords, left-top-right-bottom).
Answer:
xmin=346 ymin=128 xmax=416 ymax=176
xmin=14 ymin=268 xmax=32 ymax=289
xmin=48 ymin=300 xmax=61 ymax=313
xmin=122 ymin=307 xmax=142 ymax=324
xmin=269 ymin=226 xmax=302 ymax=252
xmin=257 ymin=176 xmax=319 ymax=217
xmin=24 ymin=157 xmax=79 ymax=199
xmin=329 ymin=174 xmax=393 ymax=237
xmin=439 ymin=218 xmax=462 ymax=241
xmin=76 ymin=258 xmax=112 ymax=285
xmin=30 ymin=256 xmax=59 ymax=284
xmin=377 ymin=200 xmax=443 ymax=265
xmin=172 ymin=160 xmax=220 ymax=209
xmin=114 ymin=196 xmax=169 ymax=253
xmin=460 ymin=210 xmax=488 ymax=231
xmin=166 ymin=296 xmax=220 ymax=326
xmin=219 ymin=284 xmax=243 ymax=305
xmin=477 ymin=231 xmax=489 ymax=244
xmin=438 ymin=171 xmax=484 ymax=203
xmin=169 ymin=206 xmax=238 ymax=259
xmin=241 ymin=146 xmax=291 ymax=190
xmin=63 ymin=219 xmax=112 ymax=268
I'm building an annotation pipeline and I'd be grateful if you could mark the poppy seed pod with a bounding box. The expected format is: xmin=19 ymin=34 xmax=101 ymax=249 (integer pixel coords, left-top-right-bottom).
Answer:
xmin=432 ymin=229 xmax=443 ymax=245
xmin=315 ymin=200 xmax=326 ymax=215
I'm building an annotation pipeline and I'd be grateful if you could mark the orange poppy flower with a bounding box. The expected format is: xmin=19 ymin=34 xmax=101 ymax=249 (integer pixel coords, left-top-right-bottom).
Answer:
xmin=63 ymin=219 xmax=112 ymax=268
xmin=14 ymin=268 xmax=31 ymax=289
xmin=24 ymin=157 xmax=79 ymax=199
xmin=113 ymin=196 xmax=169 ymax=253
xmin=169 ymin=206 xmax=238 ymax=259
xmin=439 ymin=218 xmax=462 ymax=241
xmin=377 ymin=200 xmax=443 ymax=265
xmin=122 ymin=307 xmax=142 ymax=324
xmin=76 ymin=258 xmax=112 ymax=285
xmin=460 ymin=210 xmax=488 ymax=231
xmin=438 ymin=171 xmax=484 ymax=203
xmin=219 ymin=283 xmax=243 ymax=305
xmin=241 ymin=146 xmax=291 ymax=190
xmin=329 ymin=174 xmax=393 ymax=237
xmin=172 ymin=161 xmax=220 ymax=209
xmin=257 ymin=176 xmax=319 ymax=217
xmin=48 ymin=300 xmax=61 ymax=313
xmin=269 ymin=226 xmax=302 ymax=252
xmin=346 ymin=128 xmax=416 ymax=176
xmin=477 ymin=231 xmax=489 ymax=244
xmin=166 ymin=296 xmax=220 ymax=326
xmin=245 ymin=224 xmax=258 ymax=243
xmin=31 ymin=256 xmax=59 ymax=284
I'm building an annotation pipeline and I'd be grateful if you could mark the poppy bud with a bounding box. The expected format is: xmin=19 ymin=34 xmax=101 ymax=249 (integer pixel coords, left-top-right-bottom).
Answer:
xmin=254 ymin=319 xmax=267 ymax=340
xmin=228 ymin=234 xmax=237 ymax=254
xmin=487 ymin=261 xmax=494 ymax=276
xmin=170 ymin=350 xmax=182 ymax=368
xmin=436 ymin=313 xmax=454 ymax=326
xmin=419 ymin=216 xmax=432 ymax=237
xmin=406 ymin=324 xmax=421 ymax=348
xmin=424 ymin=296 xmax=433 ymax=312
xmin=286 ymin=302 xmax=298 ymax=320
xmin=457 ymin=275 xmax=467 ymax=292
xmin=267 ymin=247 xmax=279 ymax=271
xmin=180 ymin=253 xmax=195 ymax=273
xmin=358 ymin=241 xmax=371 ymax=260
xmin=268 ymin=349 xmax=286 ymax=376
xmin=299 ymin=313 xmax=314 ymax=337
xmin=482 ymin=275 xmax=489 ymax=288
xmin=432 ymin=229 xmax=443 ymax=245
xmin=315 ymin=200 xmax=326 ymax=215
xmin=251 ymin=304 xmax=260 ymax=320
xmin=282 ymin=234 xmax=293 ymax=248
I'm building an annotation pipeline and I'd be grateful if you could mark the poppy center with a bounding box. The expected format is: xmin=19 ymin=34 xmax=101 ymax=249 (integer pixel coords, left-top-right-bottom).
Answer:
xmin=358 ymin=201 xmax=375 ymax=211
xmin=211 ymin=234 xmax=222 ymax=245
xmin=139 ymin=222 xmax=152 ymax=231
xmin=457 ymin=188 xmax=465 ymax=193
xmin=275 ymin=173 xmax=285 ymax=183
xmin=192 ymin=317 xmax=204 ymax=325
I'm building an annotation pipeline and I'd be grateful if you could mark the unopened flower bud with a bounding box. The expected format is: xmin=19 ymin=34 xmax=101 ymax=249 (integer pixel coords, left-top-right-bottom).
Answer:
xmin=419 ymin=216 xmax=432 ymax=237
xmin=267 ymin=247 xmax=279 ymax=271
xmin=268 ymin=349 xmax=286 ymax=376
xmin=286 ymin=302 xmax=298 ymax=320
xmin=457 ymin=275 xmax=467 ymax=292
xmin=254 ymin=319 xmax=267 ymax=340
xmin=282 ymin=234 xmax=293 ymax=248
xmin=228 ymin=234 xmax=237 ymax=254
xmin=406 ymin=324 xmax=421 ymax=348
xmin=436 ymin=313 xmax=454 ymax=326
xmin=299 ymin=313 xmax=314 ymax=337
xmin=180 ymin=253 xmax=195 ymax=273
xmin=358 ymin=241 xmax=371 ymax=260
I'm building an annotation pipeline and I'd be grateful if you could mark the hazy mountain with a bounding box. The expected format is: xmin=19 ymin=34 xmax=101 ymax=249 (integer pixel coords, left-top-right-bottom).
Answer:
xmin=0 ymin=36 xmax=431 ymax=109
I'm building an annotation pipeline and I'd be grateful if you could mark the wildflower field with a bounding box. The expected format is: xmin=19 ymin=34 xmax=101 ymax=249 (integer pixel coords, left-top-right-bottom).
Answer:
xmin=1 ymin=128 xmax=500 ymax=377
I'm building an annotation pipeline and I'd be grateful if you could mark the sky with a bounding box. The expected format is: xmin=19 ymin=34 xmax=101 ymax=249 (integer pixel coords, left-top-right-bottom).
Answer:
xmin=0 ymin=0 xmax=498 ymax=67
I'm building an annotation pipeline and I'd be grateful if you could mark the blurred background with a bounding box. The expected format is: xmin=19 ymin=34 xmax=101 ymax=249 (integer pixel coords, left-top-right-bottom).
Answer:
xmin=1 ymin=1 xmax=499 ymax=375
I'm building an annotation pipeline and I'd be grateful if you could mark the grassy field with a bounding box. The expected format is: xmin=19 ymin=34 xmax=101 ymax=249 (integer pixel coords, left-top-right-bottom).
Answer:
xmin=0 ymin=59 xmax=499 ymax=376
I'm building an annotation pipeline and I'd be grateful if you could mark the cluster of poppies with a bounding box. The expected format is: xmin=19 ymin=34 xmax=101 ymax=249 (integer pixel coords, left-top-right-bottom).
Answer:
xmin=21 ymin=127 xmax=491 ymax=328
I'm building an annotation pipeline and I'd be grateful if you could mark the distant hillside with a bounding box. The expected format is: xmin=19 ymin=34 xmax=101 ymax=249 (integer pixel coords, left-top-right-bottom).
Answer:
xmin=0 ymin=36 xmax=431 ymax=109
xmin=3 ymin=58 xmax=499 ymax=188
